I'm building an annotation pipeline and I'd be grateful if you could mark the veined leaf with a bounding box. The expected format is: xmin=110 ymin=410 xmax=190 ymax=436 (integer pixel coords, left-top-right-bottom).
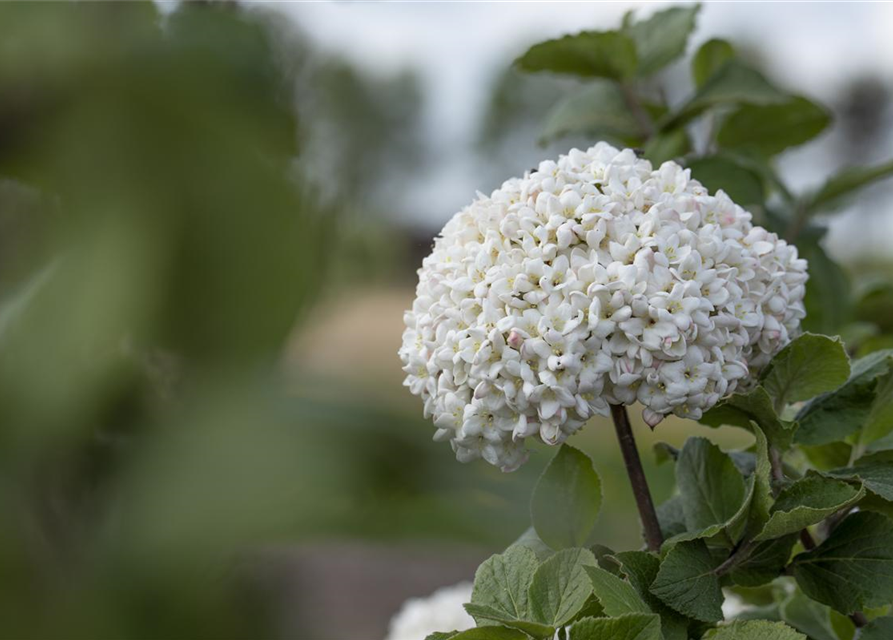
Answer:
xmin=531 ymin=444 xmax=602 ymax=550
xmin=699 ymin=386 xmax=796 ymax=451
xmin=702 ymin=620 xmax=805 ymax=639
xmin=692 ymin=38 xmax=734 ymax=88
xmin=754 ymin=473 xmax=864 ymax=541
xmin=778 ymin=588 xmax=854 ymax=640
xmin=863 ymin=367 xmax=893 ymax=445
xmin=675 ymin=437 xmax=747 ymax=544
xmin=625 ymin=5 xmax=700 ymax=77
xmin=687 ymin=155 xmax=765 ymax=207
xmin=790 ymin=511 xmax=893 ymax=614
xmin=729 ymin=536 xmax=798 ymax=588
xmin=806 ymin=158 xmax=893 ymax=214
xmin=827 ymin=455 xmax=893 ymax=502
xmin=667 ymin=60 xmax=787 ymax=127
xmin=760 ymin=333 xmax=850 ymax=410
xmin=795 ymin=348 xmax=892 ymax=446
xmin=614 ymin=551 xmax=691 ymax=640
xmin=650 ymin=539 xmax=723 ymax=623
xmin=859 ymin=616 xmax=893 ymax=640
xmin=462 ymin=604 xmax=555 ymax=639
xmin=655 ymin=494 xmax=688 ymax=540
xmin=528 ymin=548 xmax=596 ymax=627
xmin=471 ymin=544 xmax=539 ymax=621
xmin=426 ymin=628 xmax=529 ymax=640
xmin=717 ymin=97 xmax=831 ymax=157
xmin=541 ymin=82 xmax=644 ymax=144
xmin=515 ymin=30 xmax=638 ymax=80
xmin=643 ymin=128 xmax=691 ymax=165
xmin=799 ymin=236 xmax=853 ymax=335
xmin=584 ymin=565 xmax=650 ymax=616
xmin=570 ymin=613 xmax=662 ymax=640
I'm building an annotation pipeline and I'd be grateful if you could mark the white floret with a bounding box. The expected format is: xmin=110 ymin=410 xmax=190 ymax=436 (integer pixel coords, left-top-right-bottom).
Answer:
xmin=399 ymin=143 xmax=808 ymax=471
xmin=384 ymin=582 xmax=474 ymax=640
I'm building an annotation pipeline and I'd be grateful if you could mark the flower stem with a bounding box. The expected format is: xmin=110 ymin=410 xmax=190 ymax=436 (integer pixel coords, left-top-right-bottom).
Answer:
xmin=610 ymin=404 xmax=664 ymax=552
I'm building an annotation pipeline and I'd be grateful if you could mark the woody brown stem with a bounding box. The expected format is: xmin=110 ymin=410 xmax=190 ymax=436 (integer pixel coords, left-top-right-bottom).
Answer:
xmin=610 ymin=404 xmax=664 ymax=552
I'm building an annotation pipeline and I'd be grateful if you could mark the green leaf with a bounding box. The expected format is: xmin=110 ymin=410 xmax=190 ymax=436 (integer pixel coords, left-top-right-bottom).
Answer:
xmin=528 ymin=548 xmax=596 ymax=627
xmin=827 ymin=457 xmax=893 ymax=502
xmin=515 ymin=30 xmax=638 ymax=80
xmin=800 ymin=442 xmax=853 ymax=471
xmin=856 ymin=279 xmax=893 ymax=335
xmin=625 ymin=5 xmax=700 ymax=77
xmin=687 ymin=155 xmax=765 ymax=207
xmin=531 ymin=445 xmax=602 ymax=550
xmin=510 ymin=527 xmax=554 ymax=562
xmin=863 ymin=368 xmax=893 ymax=445
xmin=795 ymin=349 xmax=892 ymax=446
xmin=859 ymin=617 xmax=893 ymax=640
xmin=462 ymin=604 xmax=555 ymax=639
xmin=747 ymin=424 xmax=774 ymax=538
xmin=692 ymin=39 xmax=735 ymax=88
xmin=584 ymin=565 xmax=650 ymax=616
xmin=570 ymin=613 xmax=662 ymax=640
xmin=651 ymin=539 xmax=723 ymax=623
xmin=471 ymin=545 xmax=539 ymax=622
xmin=778 ymin=588 xmax=854 ymax=640
xmin=729 ymin=536 xmax=798 ymax=587
xmin=653 ymin=442 xmax=680 ymax=466
xmin=754 ymin=473 xmax=864 ymax=541
xmin=427 ymin=628 xmax=528 ymax=640
xmin=717 ymin=97 xmax=831 ymax=157
xmin=806 ymin=159 xmax=893 ymax=214
xmin=761 ymin=333 xmax=850 ymax=410
xmin=591 ymin=543 xmax=622 ymax=575
xmin=668 ymin=61 xmax=788 ymax=127
xmin=655 ymin=494 xmax=688 ymax=540
xmin=675 ymin=437 xmax=747 ymax=542
xmin=642 ymin=128 xmax=691 ymax=165
xmin=700 ymin=386 xmax=795 ymax=451
xmin=799 ymin=237 xmax=853 ymax=335
xmin=667 ymin=475 xmax=754 ymax=548
xmin=702 ymin=620 xmax=805 ymax=639
xmin=790 ymin=511 xmax=893 ymax=614
xmin=541 ymin=82 xmax=644 ymax=144
xmin=615 ymin=551 xmax=691 ymax=640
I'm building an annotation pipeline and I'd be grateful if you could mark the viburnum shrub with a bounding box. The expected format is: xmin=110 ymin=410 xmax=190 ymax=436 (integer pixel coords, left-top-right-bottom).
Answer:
xmin=402 ymin=5 xmax=893 ymax=640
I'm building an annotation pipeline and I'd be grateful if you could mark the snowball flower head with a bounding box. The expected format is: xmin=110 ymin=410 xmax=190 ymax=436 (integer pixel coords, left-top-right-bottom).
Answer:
xmin=399 ymin=143 xmax=807 ymax=471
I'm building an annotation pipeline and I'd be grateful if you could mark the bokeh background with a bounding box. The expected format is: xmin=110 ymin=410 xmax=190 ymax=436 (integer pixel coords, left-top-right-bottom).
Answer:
xmin=0 ymin=2 xmax=891 ymax=639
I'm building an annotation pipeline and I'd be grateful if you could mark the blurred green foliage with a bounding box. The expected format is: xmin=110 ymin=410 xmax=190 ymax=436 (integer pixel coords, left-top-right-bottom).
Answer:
xmin=0 ymin=3 xmax=529 ymax=638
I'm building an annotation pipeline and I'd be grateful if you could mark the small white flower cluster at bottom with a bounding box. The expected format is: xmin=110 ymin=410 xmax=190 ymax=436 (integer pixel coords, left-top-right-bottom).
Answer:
xmin=384 ymin=582 xmax=474 ymax=640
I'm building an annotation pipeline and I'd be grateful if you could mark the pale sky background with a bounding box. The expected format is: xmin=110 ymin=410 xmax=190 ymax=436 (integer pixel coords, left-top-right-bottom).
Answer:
xmin=265 ymin=1 xmax=893 ymax=260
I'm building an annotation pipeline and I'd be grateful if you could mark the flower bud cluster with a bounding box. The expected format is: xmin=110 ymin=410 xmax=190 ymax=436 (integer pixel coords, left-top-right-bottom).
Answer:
xmin=399 ymin=143 xmax=807 ymax=471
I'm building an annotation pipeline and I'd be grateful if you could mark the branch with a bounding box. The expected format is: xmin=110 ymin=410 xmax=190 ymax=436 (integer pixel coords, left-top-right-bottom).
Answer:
xmin=610 ymin=404 xmax=663 ymax=552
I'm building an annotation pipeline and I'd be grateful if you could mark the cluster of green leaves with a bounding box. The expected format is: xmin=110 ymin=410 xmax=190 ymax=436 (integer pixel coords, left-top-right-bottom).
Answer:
xmin=428 ymin=334 xmax=893 ymax=639
xmin=514 ymin=4 xmax=893 ymax=350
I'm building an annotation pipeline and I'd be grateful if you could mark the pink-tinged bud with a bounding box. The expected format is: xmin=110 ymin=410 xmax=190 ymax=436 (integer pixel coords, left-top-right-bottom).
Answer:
xmin=507 ymin=329 xmax=524 ymax=349
xmin=642 ymin=408 xmax=664 ymax=430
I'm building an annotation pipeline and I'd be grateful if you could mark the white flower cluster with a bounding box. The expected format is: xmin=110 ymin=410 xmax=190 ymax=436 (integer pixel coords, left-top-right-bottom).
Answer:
xmin=384 ymin=582 xmax=474 ymax=640
xmin=399 ymin=143 xmax=807 ymax=471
